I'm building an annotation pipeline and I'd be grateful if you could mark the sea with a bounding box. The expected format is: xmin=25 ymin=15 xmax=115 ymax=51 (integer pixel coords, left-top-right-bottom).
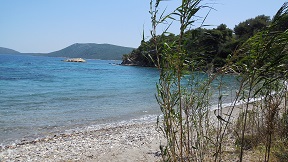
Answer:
xmin=0 ymin=54 xmax=238 ymax=147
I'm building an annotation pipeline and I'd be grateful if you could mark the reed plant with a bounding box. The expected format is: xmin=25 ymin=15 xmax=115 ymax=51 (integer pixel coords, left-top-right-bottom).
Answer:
xmin=150 ymin=0 xmax=228 ymax=161
xmin=149 ymin=0 xmax=288 ymax=161
xmin=227 ymin=3 xmax=288 ymax=161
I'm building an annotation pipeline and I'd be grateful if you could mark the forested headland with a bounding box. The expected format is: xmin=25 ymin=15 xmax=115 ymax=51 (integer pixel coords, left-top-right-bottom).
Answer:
xmin=121 ymin=14 xmax=288 ymax=70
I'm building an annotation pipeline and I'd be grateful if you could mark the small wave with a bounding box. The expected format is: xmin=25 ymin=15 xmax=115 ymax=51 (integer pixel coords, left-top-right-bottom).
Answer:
xmin=65 ymin=114 xmax=159 ymax=134
xmin=0 ymin=114 xmax=160 ymax=150
xmin=210 ymin=95 xmax=270 ymax=111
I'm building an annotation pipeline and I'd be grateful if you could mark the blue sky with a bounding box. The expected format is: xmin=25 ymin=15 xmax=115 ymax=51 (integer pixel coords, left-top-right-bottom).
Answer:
xmin=0 ymin=0 xmax=286 ymax=53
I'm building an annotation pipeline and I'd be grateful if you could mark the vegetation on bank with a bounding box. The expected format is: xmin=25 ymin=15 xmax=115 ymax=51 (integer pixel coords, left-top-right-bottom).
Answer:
xmin=142 ymin=0 xmax=288 ymax=161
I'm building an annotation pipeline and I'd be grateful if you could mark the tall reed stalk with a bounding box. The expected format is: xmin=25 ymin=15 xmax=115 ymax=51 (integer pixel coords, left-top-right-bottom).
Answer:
xmin=152 ymin=0 xmax=217 ymax=161
xmin=227 ymin=3 xmax=288 ymax=161
xmin=150 ymin=1 xmax=288 ymax=161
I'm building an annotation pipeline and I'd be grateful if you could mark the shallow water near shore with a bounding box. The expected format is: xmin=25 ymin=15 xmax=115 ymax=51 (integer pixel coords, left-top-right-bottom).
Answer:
xmin=0 ymin=54 xmax=238 ymax=147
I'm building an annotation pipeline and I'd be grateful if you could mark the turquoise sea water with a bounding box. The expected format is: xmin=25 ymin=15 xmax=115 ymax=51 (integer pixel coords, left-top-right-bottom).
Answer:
xmin=0 ymin=54 xmax=237 ymax=147
xmin=0 ymin=54 xmax=161 ymax=146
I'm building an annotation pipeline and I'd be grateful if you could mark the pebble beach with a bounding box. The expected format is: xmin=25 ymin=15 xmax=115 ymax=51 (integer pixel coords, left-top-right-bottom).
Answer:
xmin=0 ymin=105 xmax=241 ymax=162
xmin=0 ymin=122 xmax=163 ymax=162
xmin=2 ymin=103 xmax=283 ymax=161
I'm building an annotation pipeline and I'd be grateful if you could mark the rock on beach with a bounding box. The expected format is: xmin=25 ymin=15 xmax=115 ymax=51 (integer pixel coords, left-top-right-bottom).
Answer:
xmin=64 ymin=58 xmax=86 ymax=63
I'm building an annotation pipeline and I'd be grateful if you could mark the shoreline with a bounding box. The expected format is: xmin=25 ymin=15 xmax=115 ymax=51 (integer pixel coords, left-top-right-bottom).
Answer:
xmin=0 ymin=104 xmax=242 ymax=162
xmin=0 ymin=113 xmax=160 ymax=148
xmin=0 ymin=105 xmax=240 ymax=162
xmin=1 ymin=100 xmax=277 ymax=161
xmin=0 ymin=121 xmax=163 ymax=162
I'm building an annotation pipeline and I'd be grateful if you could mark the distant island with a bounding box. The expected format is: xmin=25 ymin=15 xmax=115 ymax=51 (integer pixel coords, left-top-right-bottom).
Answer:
xmin=0 ymin=47 xmax=21 ymax=54
xmin=46 ymin=43 xmax=134 ymax=60
xmin=0 ymin=43 xmax=134 ymax=60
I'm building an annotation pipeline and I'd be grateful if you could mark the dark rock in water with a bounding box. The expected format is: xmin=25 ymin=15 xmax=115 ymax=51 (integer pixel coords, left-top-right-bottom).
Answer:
xmin=64 ymin=58 xmax=86 ymax=62
xmin=120 ymin=58 xmax=149 ymax=66
xmin=120 ymin=58 xmax=137 ymax=66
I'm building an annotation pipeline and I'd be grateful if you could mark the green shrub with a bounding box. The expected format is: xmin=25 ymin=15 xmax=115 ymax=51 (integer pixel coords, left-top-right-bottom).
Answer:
xmin=280 ymin=111 xmax=288 ymax=138
xmin=273 ymin=140 xmax=288 ymax=162
xmin=235 ymin=134 xmax=260 ymax=150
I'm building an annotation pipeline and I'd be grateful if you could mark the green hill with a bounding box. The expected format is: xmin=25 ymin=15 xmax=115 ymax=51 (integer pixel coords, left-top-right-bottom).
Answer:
xmin=0 ymin=47 xmax=20 ymax=54
xmin=47 ymin=43 xmax=134 ymax=60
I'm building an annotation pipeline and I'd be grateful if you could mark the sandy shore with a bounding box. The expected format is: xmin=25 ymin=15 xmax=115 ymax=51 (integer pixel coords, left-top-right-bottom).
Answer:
xmin=0 ymin=122 xmax=163 ymax=162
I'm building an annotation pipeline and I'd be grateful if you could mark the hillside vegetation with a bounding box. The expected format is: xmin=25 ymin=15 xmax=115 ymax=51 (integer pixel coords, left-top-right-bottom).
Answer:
xmin=121 ymin=13 xmax=287 ymax=69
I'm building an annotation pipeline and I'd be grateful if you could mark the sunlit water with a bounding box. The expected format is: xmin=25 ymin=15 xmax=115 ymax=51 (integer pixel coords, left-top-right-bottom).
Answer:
xmin=0 ymin=54 xmax=238 ymax=147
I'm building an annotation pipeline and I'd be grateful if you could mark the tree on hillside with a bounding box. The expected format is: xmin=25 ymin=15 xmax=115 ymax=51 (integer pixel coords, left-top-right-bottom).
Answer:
xmin=122 ymin=34 xmax=178 ymax=66
xmin=183 ymin=24 xmax=234 ymax=68
xmin=234 ymin=15 xmax=271 ymax=43
xmin=121 ymin=14 xmax=277 ymax=69
xmin=271 ymin=3 xmax=288 ymax=32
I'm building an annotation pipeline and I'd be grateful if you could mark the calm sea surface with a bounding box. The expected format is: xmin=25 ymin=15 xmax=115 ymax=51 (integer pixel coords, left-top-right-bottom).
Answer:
xmin=0 ymin=54 xmax=237 ymax=146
